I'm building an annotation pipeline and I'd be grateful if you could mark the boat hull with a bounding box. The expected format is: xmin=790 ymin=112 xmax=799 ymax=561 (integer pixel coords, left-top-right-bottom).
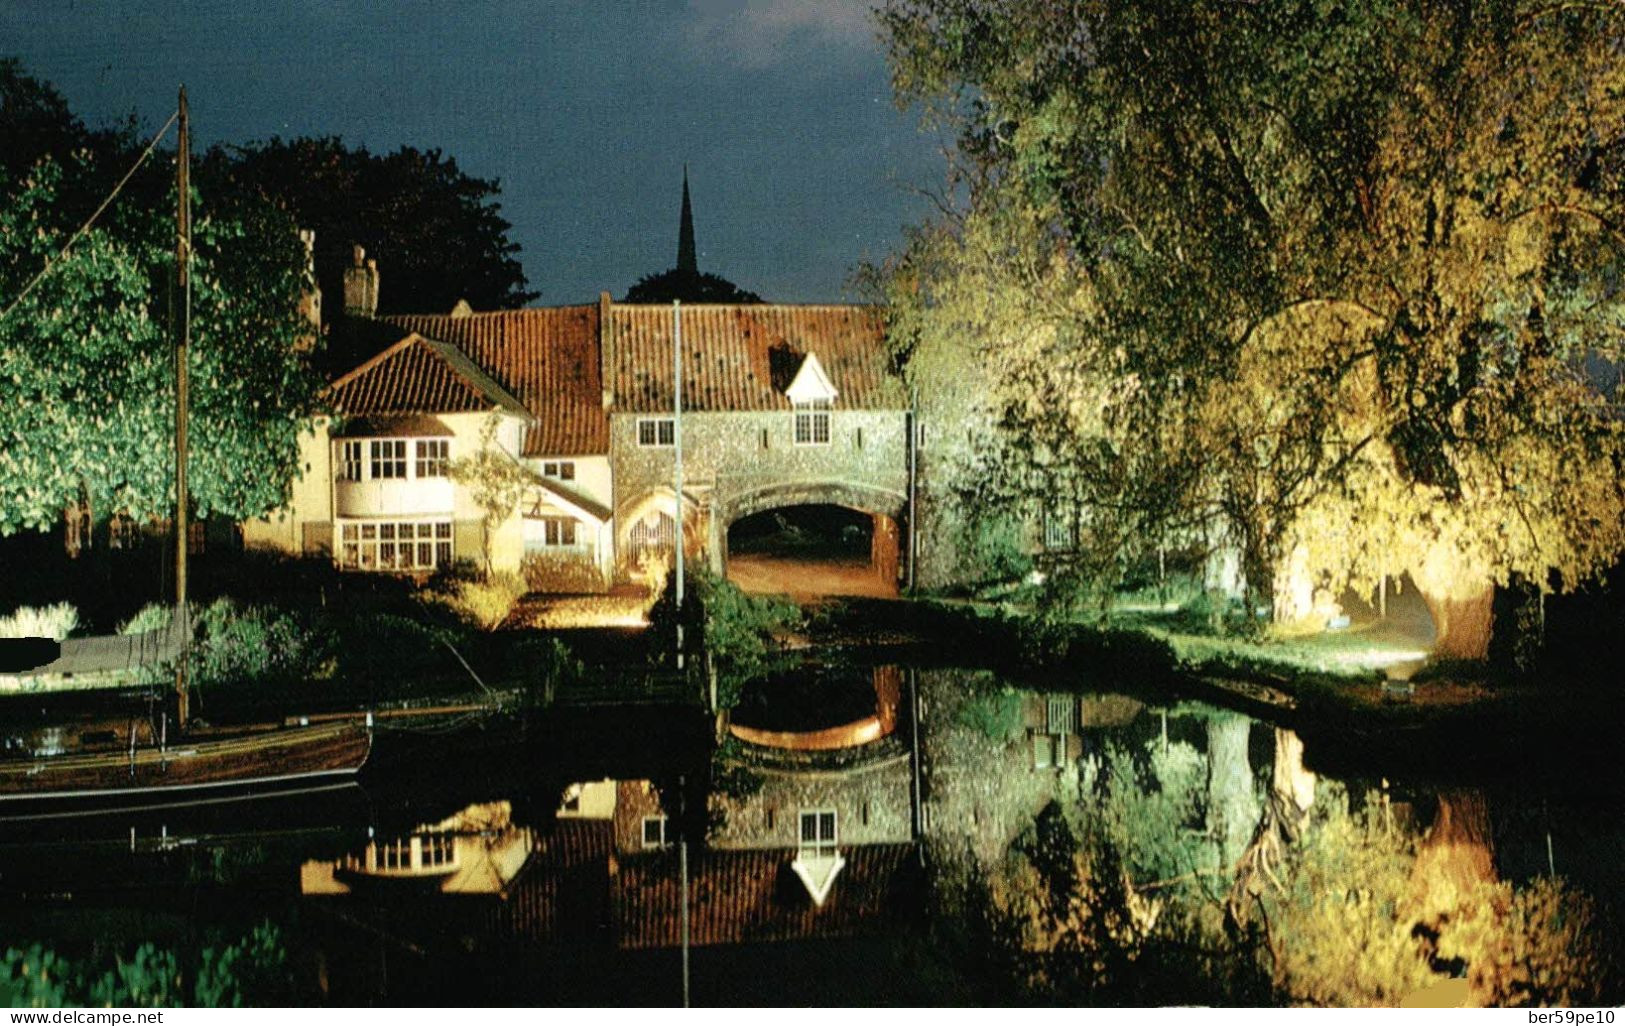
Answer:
xmin=0 ymin=721 xmax=371 ymax=803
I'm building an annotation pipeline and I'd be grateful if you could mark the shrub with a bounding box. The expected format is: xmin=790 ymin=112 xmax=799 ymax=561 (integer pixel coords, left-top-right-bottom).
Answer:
xmin=966 ymin=515 xmax=1032 ymax=587
xmin=424 ymin=572 xmax=527 ymax=630
xmin=0 ymin=602 xmax=78 ymax=641
xmin=521 ymin=550 xmax=609 ymax=594
xmin=189 ymin=599 xmax=323 ymax=690
xmin=956 ymin=689 xmax=1024 ymax=742
xmin=329 ymin=612 xmax=455 ymax=685
xmin=118 ymin=603 xmax=173 ymax=636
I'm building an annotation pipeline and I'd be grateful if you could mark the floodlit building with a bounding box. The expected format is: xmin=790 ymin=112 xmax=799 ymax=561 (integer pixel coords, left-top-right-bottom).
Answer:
xmin=243 ymin=252 xmax=913 ymax=593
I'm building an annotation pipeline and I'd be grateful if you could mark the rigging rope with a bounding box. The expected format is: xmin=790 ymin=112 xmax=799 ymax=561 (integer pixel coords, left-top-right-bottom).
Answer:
xmin=0 ymin=107 xmax=180 ymax=324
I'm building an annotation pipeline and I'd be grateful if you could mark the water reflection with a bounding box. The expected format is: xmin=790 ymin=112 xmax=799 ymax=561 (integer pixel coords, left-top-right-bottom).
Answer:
xmin=0 ymin=664 xmax=1618 ymax=1006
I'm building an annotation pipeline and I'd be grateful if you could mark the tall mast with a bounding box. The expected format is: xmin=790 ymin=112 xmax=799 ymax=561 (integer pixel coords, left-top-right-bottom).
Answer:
xmin=174 ymin=86 xmax=191 ymax=726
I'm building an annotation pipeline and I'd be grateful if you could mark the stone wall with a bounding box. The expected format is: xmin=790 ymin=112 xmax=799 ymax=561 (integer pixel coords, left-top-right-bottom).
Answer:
xmin=708 ymin=753 xmax=914 ymax=850
xmin=610 ymin=408 xmax=909 ymax=573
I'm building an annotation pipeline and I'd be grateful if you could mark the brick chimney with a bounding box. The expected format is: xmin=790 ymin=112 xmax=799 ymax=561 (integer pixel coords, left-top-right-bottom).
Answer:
xmin=342 ymin=244 xmax=380 ymax=318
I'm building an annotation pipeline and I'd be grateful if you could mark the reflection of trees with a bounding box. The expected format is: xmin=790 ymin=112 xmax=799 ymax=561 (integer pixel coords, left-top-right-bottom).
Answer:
xmin=946 ymin=712 xmax=1612 ymax=1005
xmin=1206 ymin=716 xmax=1258 ymax=867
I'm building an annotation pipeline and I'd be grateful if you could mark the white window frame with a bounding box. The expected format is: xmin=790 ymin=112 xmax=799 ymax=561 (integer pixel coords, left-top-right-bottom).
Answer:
xmin=540 ymin=460 xmax=577 ymax=481
xmin=414 ymin=439 xmax=448 ymax=478
xmin=799 ymin=808 xmax=837 ymax=853
xmin=637 ymin=418 xmax=675 ymax=447
xmin=338 ymin=519 xmax=453 ymax=572
xmin=536 ymin=515 xmax=579 ymax=548
xmin=369 ymin=439 xmax=407 ymax=480
xmin=641 ymin=815 xmax=669 ymax=849
xmin=793 ymin=400 xmax=831 ymax=447
xmin=339 ymin=440 xmax=364 ymax=482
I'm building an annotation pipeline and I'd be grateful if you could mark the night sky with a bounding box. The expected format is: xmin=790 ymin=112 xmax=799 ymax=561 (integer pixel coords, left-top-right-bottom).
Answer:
xmin=3 ymin=0 xmax=945 ymax=305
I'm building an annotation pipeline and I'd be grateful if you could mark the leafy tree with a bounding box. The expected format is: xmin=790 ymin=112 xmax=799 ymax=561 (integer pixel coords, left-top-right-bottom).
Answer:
xmin=623 ymin=267 xmax=762 ymax=304
xmin=200 ymin=137 xmax=536 ymax=321
xmin=0 ymin=149 xmax=321 ymax=534
xmin=879 ymin=0 xmax=1625 ymax=657
xmin=446 ymin=416 xmax=529 ymax=575
xmin=1 ymin=59 xmax=99 ymax=183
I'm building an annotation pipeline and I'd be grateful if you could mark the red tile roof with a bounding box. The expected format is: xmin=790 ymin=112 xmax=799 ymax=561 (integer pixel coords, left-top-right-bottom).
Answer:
xmin=607 ymin=304 xmax=905 ymax=413
xmin=328 ymin=334 xmax=528 ymax=418
xmin=384 ymin=307 xmax=608 ymax=457
xmin=613 ymin=844 xmax=919 ymax=949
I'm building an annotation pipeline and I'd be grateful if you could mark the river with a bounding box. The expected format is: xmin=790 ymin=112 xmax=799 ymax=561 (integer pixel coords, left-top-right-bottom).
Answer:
xmin=1 ymin=663 xmax=1619 ymax=1006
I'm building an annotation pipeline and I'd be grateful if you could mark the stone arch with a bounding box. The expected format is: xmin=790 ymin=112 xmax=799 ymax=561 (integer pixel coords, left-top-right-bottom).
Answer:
xmin=718 ymin=480 xmax=906 ymax=528
xmin=718 ymin=480 xmax=907 ymax=594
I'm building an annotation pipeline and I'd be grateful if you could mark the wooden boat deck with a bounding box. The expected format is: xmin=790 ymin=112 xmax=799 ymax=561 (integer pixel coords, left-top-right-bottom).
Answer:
xmin=0 ymin=720 xmax=370 ymax=801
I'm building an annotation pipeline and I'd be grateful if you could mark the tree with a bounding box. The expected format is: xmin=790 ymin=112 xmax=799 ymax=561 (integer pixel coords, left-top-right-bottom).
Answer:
xmin=880 ymin=0 xmax=1625 ymax=657
xmin=0 ymin=107 xmax=321 ymax=534
xmin=447 ymin=416 xmax=529 ymax=575
xmin=200 ymin=137 xmax=536 ymax=322
xmin=623 ymin=267 xmax=762 ymax=304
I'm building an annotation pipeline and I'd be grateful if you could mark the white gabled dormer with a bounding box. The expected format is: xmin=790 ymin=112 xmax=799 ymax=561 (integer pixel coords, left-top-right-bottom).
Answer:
xmin=784 ymin=351 xmax=838 ymax=406
xmin=786 ymin=352 xmax=837 ymax=447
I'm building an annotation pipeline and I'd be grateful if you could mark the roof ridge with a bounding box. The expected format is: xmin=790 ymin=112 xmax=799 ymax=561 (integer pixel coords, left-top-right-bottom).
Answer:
xmin=324 ymin=332 xmax=426 ymax=395
xmin=414 ymin=335 xmax=533 ymax=419
xmin=383 ymin=305 xmax=598 ymax=321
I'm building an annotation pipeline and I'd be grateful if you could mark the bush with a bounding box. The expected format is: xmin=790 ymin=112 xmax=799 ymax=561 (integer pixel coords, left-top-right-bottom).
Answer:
xmin=0 ymin=602 xmax=78 ymax=641
xmin=521 ymin=550 xmax=609 ymax=594
xmin=423 ymin=572 xmax=527 ymax=630
xmin=966 ymin=515 xmax=1032 ymax=588
xmin=328 ymin=612 xmax=455 ymax=685
xmin=2 ymin=923 xmax=289 ymax=1008
xmin=956 ymin=689 xmax=1025 ymax=742
xmin=119 ymin=603 xmax=173 ymax=636
xmin=189 ymin=599 xmax=324 ymax=690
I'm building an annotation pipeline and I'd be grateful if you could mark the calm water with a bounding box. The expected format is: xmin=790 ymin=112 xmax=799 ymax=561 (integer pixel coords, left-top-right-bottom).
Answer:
xmin=1 ymin=665 xmax=1620 ymax=1006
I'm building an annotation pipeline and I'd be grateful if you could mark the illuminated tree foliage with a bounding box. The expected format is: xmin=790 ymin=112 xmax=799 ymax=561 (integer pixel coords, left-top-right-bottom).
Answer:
xmin=0 ymin=149 xmax=322 ymax=533
xmin=880 ymin=0 xmax=1625 ymax=655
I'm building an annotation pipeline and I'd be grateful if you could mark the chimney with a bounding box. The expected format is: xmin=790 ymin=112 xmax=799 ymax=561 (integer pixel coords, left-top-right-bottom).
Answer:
xmin=342 ymin=244 xmax=380 ymax=318
xmin=296 ymin=229 xmax=321 ymax=346
xmin=599 ymin=290 xmax=614 ymax=410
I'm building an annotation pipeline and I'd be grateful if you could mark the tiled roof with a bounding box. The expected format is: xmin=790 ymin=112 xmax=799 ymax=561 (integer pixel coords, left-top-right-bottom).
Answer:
xmin=486 ymin=820 xmax=615 ymax=946
xmin=613 ymin=844 xmax=920 ymax=949
xmin=327 ymin=334 xmax=529 ymax=420
xmin=607 ymin=304 xmax=905 ymax=413
xmin=333 ymin=413 xmax=454 ymax=438
xmin=384 ymin=307 xmax=608 ymax=457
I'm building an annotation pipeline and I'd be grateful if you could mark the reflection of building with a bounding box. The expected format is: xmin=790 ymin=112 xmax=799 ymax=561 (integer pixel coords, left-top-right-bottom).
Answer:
xmin=300 ymin=801 xmax=533 ymax=896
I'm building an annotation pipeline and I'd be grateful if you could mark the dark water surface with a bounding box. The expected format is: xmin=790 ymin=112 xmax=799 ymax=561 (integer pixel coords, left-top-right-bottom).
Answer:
xmin=1 ymin=665 xmax=1620 ymax=1006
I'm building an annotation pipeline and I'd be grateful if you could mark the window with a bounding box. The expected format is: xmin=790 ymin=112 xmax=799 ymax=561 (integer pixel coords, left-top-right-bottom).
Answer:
xmin=414 ymin=439 xmax=448 ymax=478
xmin=369 ymin=439 xmax=407 ymax=479
xmin=540 ymin=460 xmax=576 ymax=481
xmin=339 ymin=441 xmax=364 ymax=482
xmin=641 ymin=815 xmax=668 ymax=849
xmin=799 ymin=809 xmax=837 ymax=853
xmin=1044 ymin=510 xmax=1075 ymax=551
xmin=339 ymin=520 xmax=452 ymax=571
xmin=537 ymin=516 xmax=578 ymax=548
xmin=793 ymin=400 xmax=831 ymax=446
xmin=637 ymin=418 xmax=675 ymax=447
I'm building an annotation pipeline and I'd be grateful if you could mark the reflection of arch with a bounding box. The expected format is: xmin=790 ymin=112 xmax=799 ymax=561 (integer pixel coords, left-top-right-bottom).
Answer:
xmin=719 ymin=481 xmax=906 ymax=529
xmin=729 ymin=667 xmax=902 ymax=751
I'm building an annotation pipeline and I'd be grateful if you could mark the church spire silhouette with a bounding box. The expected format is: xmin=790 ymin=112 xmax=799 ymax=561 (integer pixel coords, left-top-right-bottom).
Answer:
xmin=676 ymin=165 xmax=697 ymax=274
